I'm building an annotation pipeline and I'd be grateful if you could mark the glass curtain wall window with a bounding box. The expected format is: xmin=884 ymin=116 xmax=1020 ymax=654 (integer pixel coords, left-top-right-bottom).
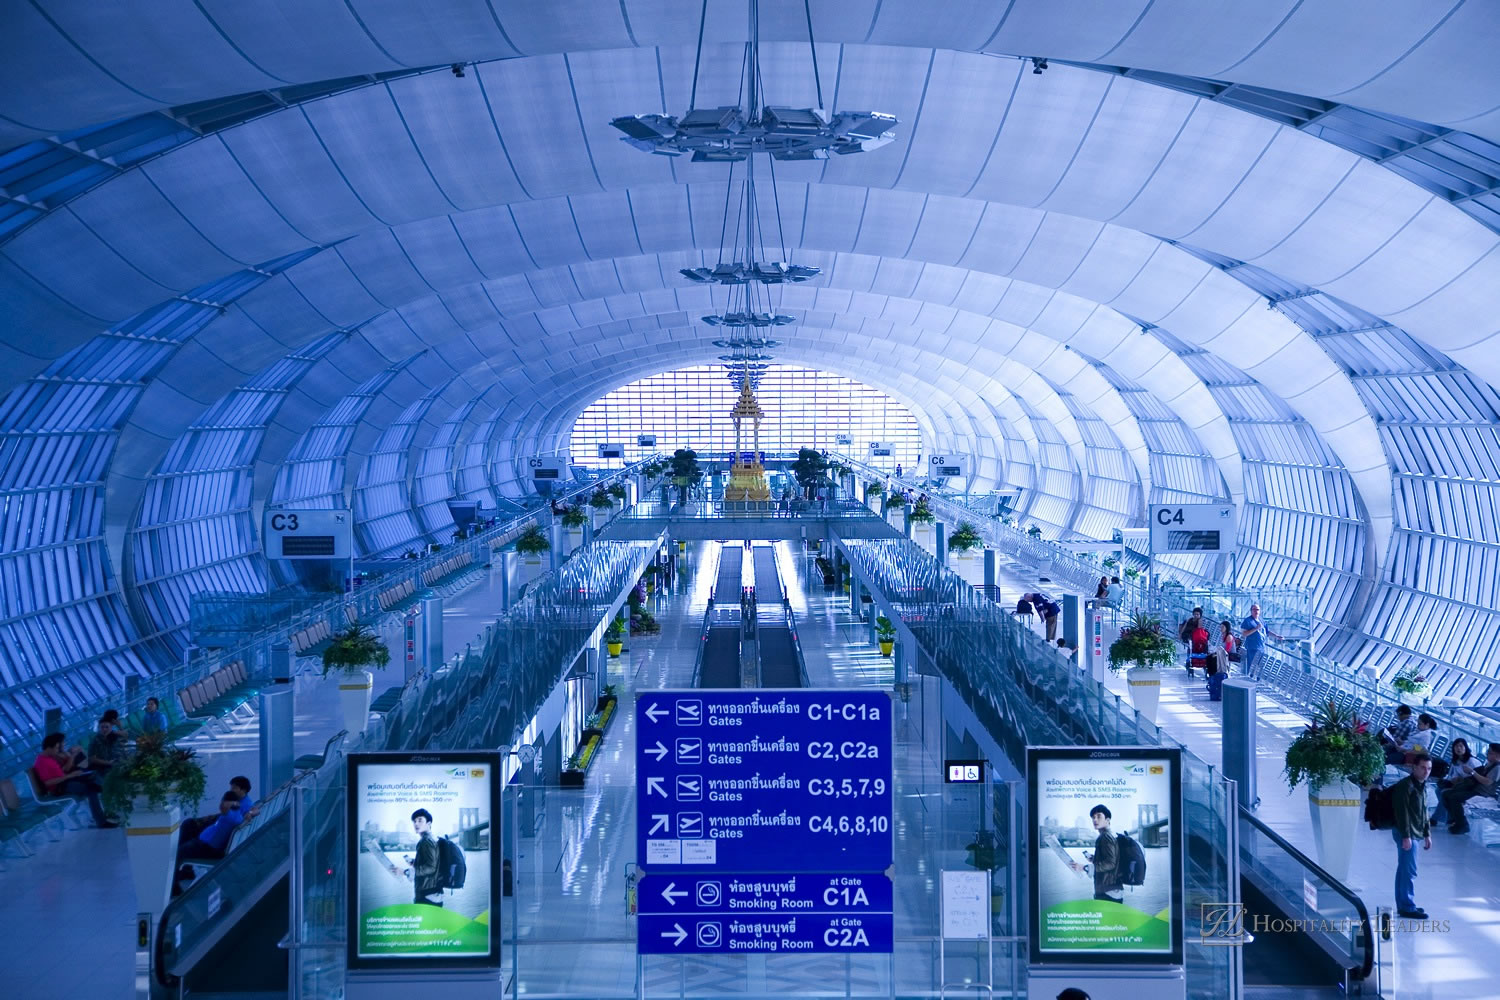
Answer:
xmin=569 ymin=365 xmax=922 ymax=468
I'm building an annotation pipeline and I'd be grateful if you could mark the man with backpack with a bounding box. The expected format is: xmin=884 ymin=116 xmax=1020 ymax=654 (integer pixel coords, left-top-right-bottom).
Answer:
xmin=1069 ymin=804 xmax=1124 ymax=903
xmin=405 ymin=808 xmax=444 ymax=907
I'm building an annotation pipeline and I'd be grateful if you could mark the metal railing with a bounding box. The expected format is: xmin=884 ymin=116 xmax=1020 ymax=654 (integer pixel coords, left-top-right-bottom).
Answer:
xmin=0 ymin=462 xmax=652 ymax=779
xmin=157 ymin=530 xmax=660 ymax=989
xmin=837 ymin=534 xmax=1372 ymax=996
xmin=838 ymin=459 xmax=1500 ymax=753
xmin=1238 ymin=805 xmax=1374 ymax=983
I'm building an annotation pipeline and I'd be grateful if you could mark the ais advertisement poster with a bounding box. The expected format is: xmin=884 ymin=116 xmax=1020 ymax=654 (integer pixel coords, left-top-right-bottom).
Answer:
xmin=346 ymin=751 xmax=501 ymax=970
xmin=1027 ymin=747 xmax=1183 ymax=966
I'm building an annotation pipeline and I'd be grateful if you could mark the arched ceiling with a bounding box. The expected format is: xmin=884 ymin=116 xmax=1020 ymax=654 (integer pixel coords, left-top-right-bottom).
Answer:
xmin=3 ymin=1 xmax=1499 ymax=147
xmin=6 ymin=4 xmax=1500 ymax=712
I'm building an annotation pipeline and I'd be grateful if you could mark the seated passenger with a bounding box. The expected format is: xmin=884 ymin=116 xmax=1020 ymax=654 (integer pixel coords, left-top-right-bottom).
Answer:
xmin=177 ymin=794 xmax=246 ymax=862
xmin=140 ymin=697 xmax=169 ymax=736
xmin=1380 ymin=705 xmax=1416 ymax=753
xmin=86 ymin=716 xmax=125 ymax=773
xmin=1441 ymin=742 xmax=1500 ymax=835
xmin=34 ymin=733 xmax=113 ymax=828
xmin=181 ymin=775 xmax=258 ymax=842
xmin=1105 ymin=577 xmax=1124 ymax=607
xmin=1387 ymin=713 xmax=1438 ymax=765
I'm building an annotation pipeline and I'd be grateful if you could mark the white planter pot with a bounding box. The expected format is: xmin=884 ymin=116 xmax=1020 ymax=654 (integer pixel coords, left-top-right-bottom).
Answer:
xmin=912 ymin=522 xmax=935 ymax=551
xmin=1308 ymin=779 xmax=1362 ymax=883
xmin=564 ymin=527 xmax=583 ymax=553
xmin=125 ymin=801 xmax=182 ymax=916
xmin=1127 ymin=667 xmax=1161 ymax=724
xmin=337 ymin=669 xmax=374 ymax=735
xmin=523 ymin=555 xmax=544 ymax=582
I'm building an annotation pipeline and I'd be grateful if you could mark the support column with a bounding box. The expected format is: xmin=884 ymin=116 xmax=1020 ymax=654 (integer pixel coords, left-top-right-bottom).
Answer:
xmin=258 ymin=680 xmax=294 ymax=794
xmin=420 ymin=592 xmax=443 ymax=673
xmin=983 ymin=548 xmax=997 ymax=601
xmin=935 ymin=520 xmax=947 ymax=563
xmin=903 ymin=509 xmax=912 ymax=538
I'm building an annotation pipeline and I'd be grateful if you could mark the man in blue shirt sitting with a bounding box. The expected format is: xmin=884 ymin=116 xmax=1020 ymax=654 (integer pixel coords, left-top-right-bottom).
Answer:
xmin=140 ymin=697 xmax=169 ymax=736
xmin=177 ymin=794 xmax=246 ymax=862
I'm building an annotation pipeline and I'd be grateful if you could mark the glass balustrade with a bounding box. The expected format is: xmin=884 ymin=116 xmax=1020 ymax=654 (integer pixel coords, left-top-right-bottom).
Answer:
xmin=837 ymin=534 xmax=1378 ymax=997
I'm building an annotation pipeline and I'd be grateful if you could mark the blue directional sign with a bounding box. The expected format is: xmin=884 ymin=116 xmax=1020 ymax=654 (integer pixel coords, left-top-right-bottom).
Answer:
xmin=637 ymin=873 xmax=893 ymax=915
xmin=637 ymin=912 xmax=894 ymax=955
xmin=635 ymin=691 xmax=894 ymax=872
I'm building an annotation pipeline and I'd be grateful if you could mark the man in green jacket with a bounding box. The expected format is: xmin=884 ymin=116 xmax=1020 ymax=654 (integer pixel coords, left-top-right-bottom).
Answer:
xmin=1392 ymin=755 xmax=1433 ymax=919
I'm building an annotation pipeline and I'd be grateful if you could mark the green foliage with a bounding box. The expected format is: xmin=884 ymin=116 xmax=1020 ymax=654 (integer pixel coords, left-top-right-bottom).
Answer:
xmin=604 ymin=614 xmax=626 ymax=641
xmin=1107 ymin=611 xmax=1178 ymax=672
xmin=864 ymin=482 xmax=884 ymax=497
xmin=1159 ymin=578 xmax=1184 ymax=590
xmin=947 ymin=522 xmax=983 ymax=553
xmin=642 ymin=461 xmax=665 ymax=478
xmin=607 ymin=482 xmax=628 ymax=501
xmin=514 ymin=524 xmax=551 ymax=555
xmin=322 ymin=622 xmax=391 ymax=676
xmin=910 ymin=497 xmax=936 ymax=524
xmin=1123 ymin=566 xmax=1142 ymax=580
xmin=102 ymin=732 xmax=208 ymax=822
xmin=630 ymin=608 xmax=661 ymax=635
xmin=589 ymin=488 xmax=613 ymax=509
xmin=1392 ymin=667 xmax=1428 ymax=695
xmin=875 ymin=615 xmax=897 ymax=641
xmin=560 ymin=505 xmax=588 ymax=528
xmin=1101 ymin=556 xmax=1119 ymax=569
xmin=885 ymin=491 xmax=907 ymax=509
xmin=1284 ymin=700 xmax=1385 ymax=791
xmin=603 ymin=684 xmax=618 ymax=698
xmin=1025 ymin=525 xmax=1043 ymax=539
xmin=670 ymin=448 xmax=703 ymax=487
xmin=789 ymin=447 xmax=830 ymax=496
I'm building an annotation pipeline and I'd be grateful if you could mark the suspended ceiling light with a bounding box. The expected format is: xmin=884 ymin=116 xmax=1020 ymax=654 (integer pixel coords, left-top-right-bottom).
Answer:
xmin=701 ymin=312 xmax=796 ymax=328
xmin=711 ymin=337 xmax=780 ymax=350
xmin=609 ymin=1 xmax=897 ymax=162
xmin=680 ymin=262 xmax=820 ymax=285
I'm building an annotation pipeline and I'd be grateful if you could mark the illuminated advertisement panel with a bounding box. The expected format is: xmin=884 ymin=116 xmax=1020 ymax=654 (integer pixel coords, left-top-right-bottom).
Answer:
xmin=346 ymin=751 xmax=501 ymax=970
xmin=1027 ymin=746 xmax=1183 ymax=966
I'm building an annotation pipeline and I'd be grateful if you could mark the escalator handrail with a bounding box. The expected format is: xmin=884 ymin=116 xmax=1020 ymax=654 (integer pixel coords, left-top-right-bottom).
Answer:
xmin=1237 ymin=804 xmax=1374 ymax=981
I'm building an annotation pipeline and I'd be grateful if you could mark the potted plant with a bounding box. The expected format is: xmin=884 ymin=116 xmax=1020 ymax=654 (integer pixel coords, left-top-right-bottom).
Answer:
xmin=670 ymin=448 xmax=703 ymax=505
xmin=596 ymin=683 xmax=618 ymax=715
xmin=515 ymin=524 xmax=550 ymax=558
xmin=102 ymin=732 xmax=207 ymax=914
xmin=1108 ymin=611 xmax=1178 ymax=724
xmin=790 ymin=447 xmax=830 ymax=500
xmin=1284 ymin=700 xmax=1384 ymax=881
xmin=1026 ymin=525 xmax=1043 ymax=539
xmin=841 ymin=563 xmax=852 ymax=594
xmin=864 ymin=482 xmax=884 ymax=507
xmin=643 ymin=564 xmax=660 ymax=595
xmin=947 ymin=521 xmax=983 ymax=560
xmin=1101 ymin=556 xmax=1119 ymax=570
xmin=560 ymin=505 xmax=588 ymax=529
xmin=428 ymin=541 xmax=442 ymax=552
xmin=875 ymin=615 xmax=897 ymax=657
xmin=605 ymin=614 xmax=625 ymax=657
xmin=607 ymin=482 xmax=628 ymax=503
xmin=589 ymin=487 xmax=613 ymax=510
xmin=561 ymin=751 xmax=586 ymax=788
xmin=1392 ymin=667 xmax=1429 ymax=700
xmin=583 ymin=713 xmax=604 ymax=743
xmin=884 ymin=492 xmax=906 ymax=527
xmin=630 ymin=608 xmax=661 ymax=636
xmin=323 ymin=622 xmax=391 ymax=734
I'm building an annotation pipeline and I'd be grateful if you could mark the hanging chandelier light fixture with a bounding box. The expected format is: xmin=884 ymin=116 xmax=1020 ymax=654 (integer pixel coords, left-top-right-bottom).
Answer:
xmin=610 ymin=0 xmax=896 ymax=163
xmin=610 ymin=0 xmax=899 ymax=388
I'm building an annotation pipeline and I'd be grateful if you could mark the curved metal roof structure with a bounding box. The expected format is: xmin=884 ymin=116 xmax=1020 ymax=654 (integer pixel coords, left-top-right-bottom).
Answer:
xmin=5 ymin=2 xmax=1500 ymax=731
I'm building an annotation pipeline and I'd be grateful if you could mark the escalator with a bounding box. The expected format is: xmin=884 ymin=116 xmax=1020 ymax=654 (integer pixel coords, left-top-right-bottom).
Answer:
xmin=752 ymin=544 xmax=804 ymax=688
xmin=696 ymin=544 xmax=744 ymax=688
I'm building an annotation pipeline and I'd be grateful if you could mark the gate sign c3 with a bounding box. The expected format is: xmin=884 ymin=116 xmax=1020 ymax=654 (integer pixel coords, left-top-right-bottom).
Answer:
xmin=1147 ymin=504 xmax=1236 ymax=555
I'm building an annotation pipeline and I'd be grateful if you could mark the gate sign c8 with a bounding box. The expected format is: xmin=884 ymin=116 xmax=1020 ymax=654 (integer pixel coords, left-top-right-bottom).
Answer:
xmin=635 ymin=690 xmax=893 ymax=873
xmin=1148 ymin=504 xmax=1236 ymax=555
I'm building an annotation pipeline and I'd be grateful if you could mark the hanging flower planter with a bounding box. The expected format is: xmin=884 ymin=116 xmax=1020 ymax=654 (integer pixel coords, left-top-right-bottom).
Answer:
xmin=1108 ymin=611 xmax=1178 ymax=725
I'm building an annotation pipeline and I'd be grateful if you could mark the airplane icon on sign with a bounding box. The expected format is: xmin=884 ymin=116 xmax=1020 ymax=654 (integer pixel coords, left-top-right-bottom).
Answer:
xmin=675 ymin=700 xmax=702 ymax=725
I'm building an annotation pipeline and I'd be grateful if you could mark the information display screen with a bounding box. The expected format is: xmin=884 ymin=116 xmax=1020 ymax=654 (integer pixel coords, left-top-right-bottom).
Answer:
xmin=346 ymin=751 xmax=501 ymax=971
xmin=1164 ymin=529 xmax=1221 ymax=551
xmin=532 ymin=468 xmax=560 ymax=479
xmin=280 ymin=535 xmax=336 ymax=557
xmin=1027 ymin=747 xmax=1183 ymax=966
